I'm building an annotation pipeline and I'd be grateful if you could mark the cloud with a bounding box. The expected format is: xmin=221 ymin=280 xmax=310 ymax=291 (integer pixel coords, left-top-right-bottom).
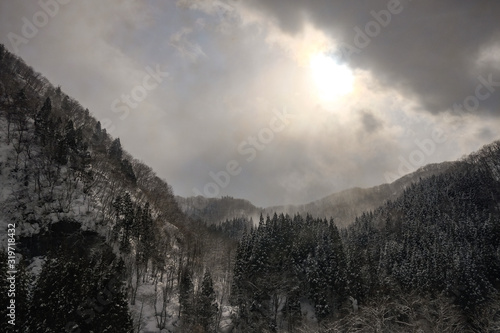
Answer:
xmin=477 ymin=127 xmax=494 ymax=142
xmin=359 ymin=109 xmax=382 ymax=134
xmin=2 ymin=0 xmax=500 ymax=207
xmin=238 ymin=0 xmax=500 ymax=116
xmin=170 ymin=27 xmax=207 ymax=63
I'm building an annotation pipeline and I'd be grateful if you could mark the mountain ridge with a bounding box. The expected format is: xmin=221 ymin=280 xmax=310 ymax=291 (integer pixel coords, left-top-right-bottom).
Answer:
xmin=177 ymin=161 xmax=453 ymax=227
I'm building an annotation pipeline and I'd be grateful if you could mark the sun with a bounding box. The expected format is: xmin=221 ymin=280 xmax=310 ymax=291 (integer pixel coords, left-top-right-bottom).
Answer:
xmin=309 ymin=53 xmax=354 ymax=101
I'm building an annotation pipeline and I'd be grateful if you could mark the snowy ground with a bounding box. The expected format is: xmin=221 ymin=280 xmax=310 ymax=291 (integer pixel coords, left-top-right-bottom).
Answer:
xmin=0 ymin=114 xmax=16 ymax=248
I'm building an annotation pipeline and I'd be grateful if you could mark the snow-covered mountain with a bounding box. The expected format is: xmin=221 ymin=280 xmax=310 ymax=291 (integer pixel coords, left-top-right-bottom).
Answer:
xmin=0 ymin=44 xmax=225 ymax=332
xmin=267 ymin=162 xmax=453 ymax=227
xmin=177 ymin=162 xmax=453 ymax=228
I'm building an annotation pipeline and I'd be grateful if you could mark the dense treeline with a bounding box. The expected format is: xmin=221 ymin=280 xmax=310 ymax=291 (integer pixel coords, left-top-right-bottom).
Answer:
xmin=340 ymin=141 xmax=500 ymax=330
xmin=177 ymin=195 xmax=261 ymax=226
xmin=0 ymin=242 xmax=134 ymax=332
xmin=345 ymin=141 xmax=500 ymax=305
xmin=231 ymin=141 xmax=500 ymax=332
xmin=207 ymin=216 xmax=254 ymax=240
xmin=231 ymin=213 xmax=348 ymax=332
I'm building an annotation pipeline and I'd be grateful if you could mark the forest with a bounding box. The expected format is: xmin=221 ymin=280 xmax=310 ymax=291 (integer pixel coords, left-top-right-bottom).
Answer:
xmin=0 ymin=43 xmax=500 ymax=332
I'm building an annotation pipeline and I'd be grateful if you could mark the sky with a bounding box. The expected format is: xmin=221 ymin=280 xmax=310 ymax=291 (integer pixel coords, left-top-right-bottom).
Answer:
xmin=1 ymin=0 xmax=500 ymax=207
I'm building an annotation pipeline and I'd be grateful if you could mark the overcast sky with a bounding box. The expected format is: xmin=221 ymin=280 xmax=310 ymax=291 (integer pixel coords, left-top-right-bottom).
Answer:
xmin=1 ymin=0 xmax=499 ymax=207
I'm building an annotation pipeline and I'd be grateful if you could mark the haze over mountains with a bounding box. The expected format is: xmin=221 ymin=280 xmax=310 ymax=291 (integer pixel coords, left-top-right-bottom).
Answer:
xmin=2 ymin=1 xmax=499 ymax=207
xmin=177 ymin=161 xmax=453 ymax=227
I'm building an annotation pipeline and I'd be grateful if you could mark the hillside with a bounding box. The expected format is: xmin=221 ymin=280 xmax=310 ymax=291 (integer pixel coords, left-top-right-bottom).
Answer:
xmin=0 ymin=45 xmax=233 ymax=332
xmin=267 ymin=162 xmax=453 ymax=227
xmin=177 ymin=162 xmax=452 ymax=228
xmin=175 ymin=195 xmax=263 ymax=225
xmin=231 ymin=140 xmax=500 ymax=332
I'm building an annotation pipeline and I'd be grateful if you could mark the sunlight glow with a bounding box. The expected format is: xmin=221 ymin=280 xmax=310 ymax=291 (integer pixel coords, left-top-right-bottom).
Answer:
xmin=309 ymin=53 xmax=354 ymax=101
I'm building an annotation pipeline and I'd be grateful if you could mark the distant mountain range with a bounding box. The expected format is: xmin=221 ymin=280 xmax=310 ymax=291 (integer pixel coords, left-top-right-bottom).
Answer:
xmin=175 ymin=195 xmax=262 ymax=225
xmin=176 ymin=161 xmax=453 ymax=227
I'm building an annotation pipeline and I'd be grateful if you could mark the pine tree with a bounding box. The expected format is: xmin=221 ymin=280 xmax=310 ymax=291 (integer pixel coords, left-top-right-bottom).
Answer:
xmin=197 ymin=271 xmax=219 ymax=332
xmin=179 ymin=266 xmax=195 ymax=328
xmin=28 ymin=249 xmax=133 ymax=332
xmin=27 ymin=254 xmax=87 ymax=332
xmin=109 ymin=138 xmax=123 ymax=161
xmin=230 ymin=232 xmax=252 ymax=328
xmin=284 ymin=290 xmax=302 ymax=332
xmin=65 ymin=120 xmax=77 ymax=150
xmin=121 ymin=158 xmax=137 ymax=183
xmin=136 ymin=202 xmax=154 ymax=267
xmin=34 ymin=97 xmax=53 ymax=147
xmin=89 ymin=261 xmax=134 ymax=333
xmin=55 ymin=130 xmax=69 ymax=165
xmin=92 ymin=121 xmax=106 ymax=152
xmin=112 ymin=193 xmax=135 ymax=252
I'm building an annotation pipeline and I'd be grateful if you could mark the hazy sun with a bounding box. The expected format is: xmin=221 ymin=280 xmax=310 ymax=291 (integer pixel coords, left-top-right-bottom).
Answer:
xmin=309 ymin=53 xmax=354 ymax=101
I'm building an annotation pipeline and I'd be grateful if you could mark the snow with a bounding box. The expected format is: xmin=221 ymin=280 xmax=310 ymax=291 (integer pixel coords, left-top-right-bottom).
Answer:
xmin=219 ymin=305 xmax=237 ymax=333
xmin=0 ymin=114 xmax=15 ymax=248
xmin=27 ymin=256 xmax=45 ymax=276
xmin=0 ymin=109 xmax=223 ymax=332
xmin=130 ymin=280 xmax=179 ymax=332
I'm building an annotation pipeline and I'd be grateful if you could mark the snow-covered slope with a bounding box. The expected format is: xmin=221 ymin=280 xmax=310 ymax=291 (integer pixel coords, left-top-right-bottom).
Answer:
xmin=0 ymin=45 xmax=201 ymax=332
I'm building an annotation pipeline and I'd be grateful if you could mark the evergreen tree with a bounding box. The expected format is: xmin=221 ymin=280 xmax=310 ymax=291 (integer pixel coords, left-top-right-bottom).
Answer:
xmin=34 ymin=97 xmax=52 ymax=146
xmin=92 ymin=121 xmax=106 ymax=152
xmin=197 ymin=271 xmax=219 ymax=332
xmin=28 ymin=249 xmax=133 ymax=332
xmin=109 ymin=138 xmax=123 ymax=161
xmin=121 ymin=158 xmax=137 ymax=183
xmin=112 ymin=193 xmax=135 ymax=252
xmin=65 ymin=120 xmax=77 ymax=150
xmin=179 ymin=266 xmax=195 ymax=328
xmin=28 ymin=254 xmax=88 ymax=332
xmin=135 ymin=202 xmax=154 ymax=267
xmin=284 ymin=290 xmax=301 ymax=332
xmin=88 ymin=262 xmax=133 ymax=333
xmin=55 ymin=131 xmax=69 ymax=165
xmin=231 ymin=213 xmax=350 ymax=329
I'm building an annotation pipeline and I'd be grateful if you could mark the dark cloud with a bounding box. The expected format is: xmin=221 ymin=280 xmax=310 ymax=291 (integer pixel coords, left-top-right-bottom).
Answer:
xmin=476 ymin=126 xmax=494 ymax=142
xmin=245 ymin=0 xmax=500 ymax=115
xmin=360 ymin=109 xmax=382 ymax=134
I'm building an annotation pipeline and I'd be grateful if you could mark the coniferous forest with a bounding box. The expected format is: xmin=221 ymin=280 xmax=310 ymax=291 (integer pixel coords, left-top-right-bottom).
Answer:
xmin=1 ymin=39 xmax=500 ymax=332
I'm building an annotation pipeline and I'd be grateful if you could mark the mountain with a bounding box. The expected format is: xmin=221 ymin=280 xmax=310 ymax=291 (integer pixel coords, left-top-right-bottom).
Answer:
xmin=177 ymin=162 xmax=452 ymax=228
xmin=0 ymin=44 xmax=229 ymax=332
xmin=175 ymin=195 xmax=263 ymax=225
xmin=231 ymin=140 xmax=500 ymax=331
xmin=267 ymin=161 xmax=453 ymax=227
